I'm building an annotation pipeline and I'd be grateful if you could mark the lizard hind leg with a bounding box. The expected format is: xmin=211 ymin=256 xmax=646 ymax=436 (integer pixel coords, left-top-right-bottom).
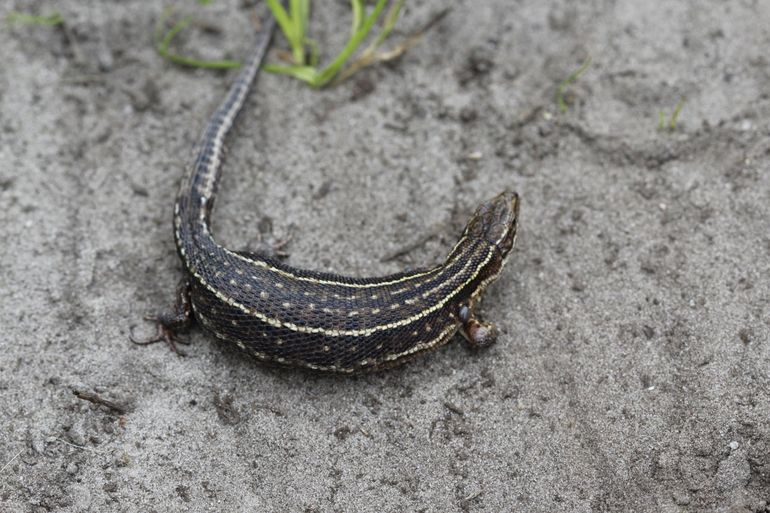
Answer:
xmin=130 ymin=278 xmax=193 ymax=355
xmin=457 ymin=303 xmax=499 ymax=348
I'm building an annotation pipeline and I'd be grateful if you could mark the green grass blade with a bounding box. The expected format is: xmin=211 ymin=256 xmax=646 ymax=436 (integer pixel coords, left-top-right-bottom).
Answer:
xmin=313 ymin=0 xmax=389 ymax=87
xmin=264 ymin=0 xmax=409 ymax=86
xmin=263 ymin=63 xmax=318 ymax=83
xmin=350 ymin=0 xmax=364 ymax=36
xmin=266 ymin=0 xmax=294 ymax=39
xmin=669 ymin=98 xmax=685 ymax=130
xmin=658 ymin=98 xmax=686 ymax=132
xmin=288 ymin=0 xmax=308 ymax=63
xmin=6 ymin=11 xmax=64 ymax=26
xmin=556 ymin=56 xmax=592 ymax=113
xmin=293 ymin=0 xmax=310 ymax=38
xmin=266 ymin=0 xmax=300 ymax=59
xmin=156 ymin=14 xmax=241 ymax=70
xmin=371 ymin=0 xmax=404 ymax=50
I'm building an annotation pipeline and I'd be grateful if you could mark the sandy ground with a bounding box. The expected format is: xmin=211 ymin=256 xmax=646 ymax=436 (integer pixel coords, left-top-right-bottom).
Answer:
xmin=1 ymin=0 xmax=769 ymax=511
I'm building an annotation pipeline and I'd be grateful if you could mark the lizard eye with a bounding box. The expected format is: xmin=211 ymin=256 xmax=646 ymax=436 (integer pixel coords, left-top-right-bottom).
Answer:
xmin=485 ymin=222 xmax=507 ymax=246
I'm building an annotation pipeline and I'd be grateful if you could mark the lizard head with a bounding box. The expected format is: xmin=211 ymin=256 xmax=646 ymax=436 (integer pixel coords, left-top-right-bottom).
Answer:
xmin=464 ymin=190 xmax=520 ymax=257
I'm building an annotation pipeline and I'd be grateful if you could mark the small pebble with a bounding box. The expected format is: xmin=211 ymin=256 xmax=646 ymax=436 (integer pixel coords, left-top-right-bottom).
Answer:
xmin=467 ymin=151 xmax=482 ymax=160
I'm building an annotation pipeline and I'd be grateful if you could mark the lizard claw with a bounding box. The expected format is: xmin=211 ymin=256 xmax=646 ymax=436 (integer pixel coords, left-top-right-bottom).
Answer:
xmin=130 ymin=318 xmax=190 ymax=355
xmin=130 ymin=279 xmax=193 ymax=356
